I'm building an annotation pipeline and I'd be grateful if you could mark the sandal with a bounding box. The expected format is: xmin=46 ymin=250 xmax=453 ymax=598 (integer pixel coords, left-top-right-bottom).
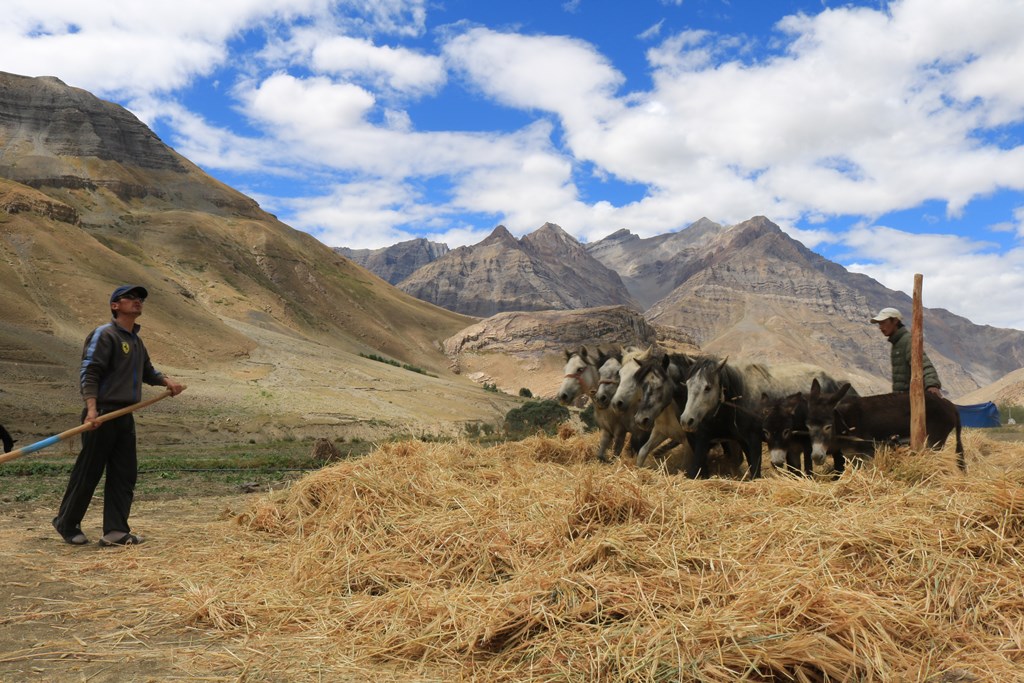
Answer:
xmin=52 ymin=516 xmax=89 ymax=545
xmin=98 ymin=533 xmax=145 ymax=547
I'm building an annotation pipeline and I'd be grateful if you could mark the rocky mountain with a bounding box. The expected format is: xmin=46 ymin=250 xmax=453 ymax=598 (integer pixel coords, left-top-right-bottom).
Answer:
xmin=634 ymin=216 xmax=1024 ymax=396
xmin=585 ymin=217 xmax=728 ymax=309
xmin=335 ymin=238 xmax=449 ymax=285
xmin=355 ymin=213 xmax=1024 ymax=399
xmin=397 ymin=222 xmax=641 ymax=317
xmin=0 ymin=71 xmax=521 ymax=445
xmin=957 ymin=367 xmax=1024 ymax=407
xmin=441 ymin=305 xmax=698 ymax=398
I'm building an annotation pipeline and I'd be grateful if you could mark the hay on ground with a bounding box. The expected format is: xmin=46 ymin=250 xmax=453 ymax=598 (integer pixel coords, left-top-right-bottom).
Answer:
xmin=26 ymin=428 xmax=1024 ymax=681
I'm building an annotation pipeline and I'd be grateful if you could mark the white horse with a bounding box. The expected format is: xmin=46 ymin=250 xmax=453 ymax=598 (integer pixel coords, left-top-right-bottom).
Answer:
xmin=608 ymin=345 xmax=654 ymax=414
xmin=628 ymin=353 xmax=744 ymax=478
xmin=557 ymin=346 xmax=599 ymax=406
xmin=558 ymin=347 xmax=648 ymax=463
xmin=590 ymin=349 xmax=650 ymax=463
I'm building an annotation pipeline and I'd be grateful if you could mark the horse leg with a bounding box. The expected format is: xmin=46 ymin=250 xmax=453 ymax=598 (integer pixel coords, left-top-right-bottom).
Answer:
xmin=830 ymin=448 xmax=846 ymax=480
xmin=686 ymin=432 xmax=711 ymax=479
xmin=636 ymin=431 xmax=668 ymax=469
xmin=784 ymin=447 xmax=802 ymax=476
xmin=628 ymin=429 xmax=648 ymax=457
xmin=596 ymin=428 xmax=613 ymax=463
xmin=801 ymin=441 xmax=814 ymax=477
xmin=744 ymin=432 xmax=762 ymax=479
xmin=955 ymin=423 xmax=966 ymax=473
xmin=610 ymin=426 xmax=627 ymax=462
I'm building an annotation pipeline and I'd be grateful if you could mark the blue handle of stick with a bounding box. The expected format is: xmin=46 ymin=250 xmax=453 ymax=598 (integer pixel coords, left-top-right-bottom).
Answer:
xmin=16 ymin=435 xmax=62 ymax=456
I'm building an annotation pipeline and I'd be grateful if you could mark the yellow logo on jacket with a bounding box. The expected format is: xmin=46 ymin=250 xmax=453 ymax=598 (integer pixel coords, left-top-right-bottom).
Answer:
xmin=121 ymin=342 xmax=130 ymax=354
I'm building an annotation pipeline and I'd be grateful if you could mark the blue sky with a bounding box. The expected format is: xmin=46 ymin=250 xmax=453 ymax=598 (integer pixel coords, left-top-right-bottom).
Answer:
xmin=3 ymin=0 xmax=1024 ymax=330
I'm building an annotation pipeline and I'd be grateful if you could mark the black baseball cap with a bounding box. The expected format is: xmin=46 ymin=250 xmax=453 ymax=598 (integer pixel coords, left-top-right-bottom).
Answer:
xmin=110 ymin=285 xmax=149 ymax=303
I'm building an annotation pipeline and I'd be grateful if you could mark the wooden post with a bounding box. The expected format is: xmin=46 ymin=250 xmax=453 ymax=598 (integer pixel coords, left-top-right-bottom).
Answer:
xmin=910 ymin=275 xmax=926 ymax=451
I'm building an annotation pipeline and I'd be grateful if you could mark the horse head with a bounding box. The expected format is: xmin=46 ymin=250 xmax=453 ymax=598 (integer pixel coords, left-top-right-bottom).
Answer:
xmin=679 ymin=356 xmax=729 ymax=431
xmin=609 ymin=345 xmax=652 ymax=413
xmin=633 ymin=354 xmax=675 ymax=431
xmin=558 ymin=346 xmax=598 ymax=405
xmin=761 ymin=392 xmax=806 ymax=469
xmin=594 ymin=351 xmax=623 ymax=409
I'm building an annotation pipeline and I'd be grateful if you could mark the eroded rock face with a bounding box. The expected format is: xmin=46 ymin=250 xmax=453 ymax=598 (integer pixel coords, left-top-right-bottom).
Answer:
xmin=399 ymin=223 xmax=641 ymax=316
xmin=336 ymin=238 xmax=450 ymax=285
xmin=0 ymin=181 xmax=79 ymax=224
xmin=443 ymin=305 xmax=667 ymax=358
xmin=0 ymin=71 xmax=262 ymax=219
xmin=586 ymin=217 xmax=728 ymax=309
xmin=0 ymin=73 xmax=184 ymax=173
xmin=441 ymin=305 xmax=699 ymax=398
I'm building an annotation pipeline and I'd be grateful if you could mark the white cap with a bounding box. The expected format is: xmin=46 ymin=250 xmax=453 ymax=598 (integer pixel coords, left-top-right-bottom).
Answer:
xmin=870 ymin=307 xmax=902 ymax=323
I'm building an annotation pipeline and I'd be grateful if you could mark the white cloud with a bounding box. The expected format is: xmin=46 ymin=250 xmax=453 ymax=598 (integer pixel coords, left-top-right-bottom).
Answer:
xmin=241 ymin=72 xmax=377 ymax=133
xmin=311 ymin=35 xmax=445 ymax=95
xmin=843 ymin=225 xmax=1024 ymax=330
xmin=443 ymin=27 xmax=625 ymax=125
xmin=637 ymin=20 xmax=665 ymax=42
xmin=281 ymin=179 xmax=435 ymax=249
xmin=437 ymin=0 xmax=1024 ymax=246
xmin=0 ymin=0 xmax=430 ymax=97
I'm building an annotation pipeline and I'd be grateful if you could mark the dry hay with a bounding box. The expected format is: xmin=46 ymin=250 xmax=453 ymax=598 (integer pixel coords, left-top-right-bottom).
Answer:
xmin=310 ymin=436 xmax=343 ymax=464
xmin=24 ymin=429 xmax=1024 ymax=681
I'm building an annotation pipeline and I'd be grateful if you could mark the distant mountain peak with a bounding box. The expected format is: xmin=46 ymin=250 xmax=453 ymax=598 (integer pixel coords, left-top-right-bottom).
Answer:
xmin=398 ymin=221 xmax=640 ymax=316
xmin=479 ymin=224 xmax=519 ymax=247
xmin=602 ymin=228 xmax=638 ymax=243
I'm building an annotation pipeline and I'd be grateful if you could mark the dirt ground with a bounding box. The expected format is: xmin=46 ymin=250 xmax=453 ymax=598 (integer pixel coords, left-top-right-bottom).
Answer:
xmin=0 ymin=493 xmax=257 ymax=682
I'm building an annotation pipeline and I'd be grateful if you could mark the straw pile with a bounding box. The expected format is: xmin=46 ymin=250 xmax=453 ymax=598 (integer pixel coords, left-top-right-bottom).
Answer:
xmin=47 ymin=428 xmax=1022 ymax=681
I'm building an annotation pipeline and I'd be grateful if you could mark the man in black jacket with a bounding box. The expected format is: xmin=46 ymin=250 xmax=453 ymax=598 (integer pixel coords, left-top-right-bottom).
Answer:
xmin=52 ymin=285 xmax=184 ymax=546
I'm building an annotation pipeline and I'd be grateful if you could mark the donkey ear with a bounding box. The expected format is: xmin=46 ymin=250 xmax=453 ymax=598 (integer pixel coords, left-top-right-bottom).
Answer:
xmin=810 ymin=378 xmax=821 ymax=397
xmin=833 ymin=382 xmax=852 ymax=404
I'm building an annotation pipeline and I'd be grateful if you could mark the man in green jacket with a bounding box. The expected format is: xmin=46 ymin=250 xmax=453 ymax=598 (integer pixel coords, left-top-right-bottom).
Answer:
xmin=870 ymin=307 xmax=943 ymax=396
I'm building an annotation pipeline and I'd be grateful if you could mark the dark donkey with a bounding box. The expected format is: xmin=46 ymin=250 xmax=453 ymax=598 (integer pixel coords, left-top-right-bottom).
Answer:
xmin=805 ymin=379 xmax=966 ymax=472
xmin=761 ymin=381 xmax=862 ymax=477
xmin=760 ymin=393 xmax=813 ymax=476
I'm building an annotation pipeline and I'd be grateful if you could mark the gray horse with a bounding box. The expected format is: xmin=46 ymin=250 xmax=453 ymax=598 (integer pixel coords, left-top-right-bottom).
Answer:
xmin=679 ymin=357 xmax=839 ymax=479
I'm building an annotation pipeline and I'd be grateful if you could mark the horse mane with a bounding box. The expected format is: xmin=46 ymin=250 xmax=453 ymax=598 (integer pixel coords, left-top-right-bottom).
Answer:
xmin=688 ymin=355 xmax=745 ymax=400
xmin=622 ymin=344 xmax=655 ymax=366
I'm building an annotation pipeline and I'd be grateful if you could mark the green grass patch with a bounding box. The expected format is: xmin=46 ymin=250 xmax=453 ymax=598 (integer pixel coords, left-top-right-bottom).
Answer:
xmin=359 ymin=352 xmax=437 ymax=377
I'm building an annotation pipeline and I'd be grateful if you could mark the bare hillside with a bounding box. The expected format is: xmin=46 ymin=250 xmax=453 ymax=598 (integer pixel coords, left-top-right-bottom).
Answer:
xmin=0 ymin=72 xmax=519 ymax=444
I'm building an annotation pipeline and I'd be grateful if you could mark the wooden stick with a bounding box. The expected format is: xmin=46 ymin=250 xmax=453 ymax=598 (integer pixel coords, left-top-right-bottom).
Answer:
xmin=910 ymin=275 xmax=926 ymax=451
xmin=0 ymin=388 xmax=183 ymax=465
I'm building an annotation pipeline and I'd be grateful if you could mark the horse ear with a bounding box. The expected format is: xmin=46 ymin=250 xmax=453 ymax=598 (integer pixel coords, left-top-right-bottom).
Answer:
xmin=580 ymin=346 xmax=589 ymax=360
xmin=662 ymin=354 xmax=671 ymax=369
xmin=564 ymin=348 xmax=572 ymax=361
xmin=715 ymin=356 xmax=728 ymax=373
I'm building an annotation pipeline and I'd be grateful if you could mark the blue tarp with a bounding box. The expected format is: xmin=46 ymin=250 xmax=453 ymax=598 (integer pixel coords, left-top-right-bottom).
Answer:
xmin=956 ymin=402 xmax=1001 ymax=428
